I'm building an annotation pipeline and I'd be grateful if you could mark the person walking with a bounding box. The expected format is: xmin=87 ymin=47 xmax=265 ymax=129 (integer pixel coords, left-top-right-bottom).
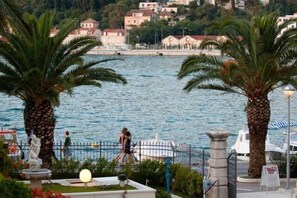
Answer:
xmin=114 ymin=127 xmax=127 ymax=162
xmin=121 ymin=131 xmax=133 ymax=164
xmin=62 ymin=131 xmax=71 ymax=159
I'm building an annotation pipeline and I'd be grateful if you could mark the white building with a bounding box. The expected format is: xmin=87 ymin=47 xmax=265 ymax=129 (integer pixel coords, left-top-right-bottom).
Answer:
xmin=139 ymin=2 xmax=162 ymax=12
xmin=100 ymin=29 xmax=126 ymax=49
xmin=167 ymin=0 xmax=194 ymax=6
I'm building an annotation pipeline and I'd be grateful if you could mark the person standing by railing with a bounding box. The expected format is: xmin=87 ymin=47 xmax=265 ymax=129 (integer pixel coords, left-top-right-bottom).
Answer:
xmin=62 ymin=131 xmax=71 ymax=159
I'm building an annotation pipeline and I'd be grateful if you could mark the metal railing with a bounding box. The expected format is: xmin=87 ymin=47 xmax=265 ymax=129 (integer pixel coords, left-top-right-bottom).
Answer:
xmin=13 ymin=141 xmax=209 ymax=172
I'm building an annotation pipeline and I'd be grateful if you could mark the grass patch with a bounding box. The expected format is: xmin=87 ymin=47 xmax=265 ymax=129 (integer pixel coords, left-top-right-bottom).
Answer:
xmin=40 ymin=183 xmax=136 ymax=193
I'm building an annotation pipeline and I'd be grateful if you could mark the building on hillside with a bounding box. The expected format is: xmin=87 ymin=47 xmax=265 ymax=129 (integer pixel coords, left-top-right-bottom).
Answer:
xmin=125 ymin=9 xmax=158 ymax=30
xmin=139 ymin=2 xmax=162 ymax=12
xmin=162 ymin=35 xmax=217 ymax=49
xmin=62 ymin=18 xmax=101 ymax=44
xmin=167 ymin=0 xmax=193 ymax=6
xmin=161 ymin=7 xmax=178 ymax=13
xmin=260 ymin=0 xmax=269 ymax=5
xmin=159 ymin=11 xmax=174 ymax=21
xmin=100 ymin=29 xmax=126 ymax=49
xmin=80 ymin=18 xmax=99 ymax=29
xmin=277 ymin=13 xmax=297 ymax=36
xmin=205 ymin=0 xmax=245 ymax=10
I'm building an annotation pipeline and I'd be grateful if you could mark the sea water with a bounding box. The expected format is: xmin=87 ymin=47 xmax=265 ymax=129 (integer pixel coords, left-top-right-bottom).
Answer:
xmin=0 ymin=55 xmax=296 ymax=150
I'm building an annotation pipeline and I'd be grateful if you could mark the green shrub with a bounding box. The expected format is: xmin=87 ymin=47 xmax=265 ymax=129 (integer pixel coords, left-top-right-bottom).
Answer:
xmin=274 ymin=154 xmax=297 ymax=178
xmin=171 ymin=163 xmax=203 ymax=197
xmin=131 ymin=159 xmax=166 ymax=186
xmin=0 ymin=175 xmax=31 ymax=198
xmin=80 ymin=158 xmax=118 ymax=177
xmin=155 ymin=189 xmax=171 ymax=198
xmin=0 ymin=141 xmax=12 ymax=177
xmin=52 ymin=158 xmax=80 ymax=178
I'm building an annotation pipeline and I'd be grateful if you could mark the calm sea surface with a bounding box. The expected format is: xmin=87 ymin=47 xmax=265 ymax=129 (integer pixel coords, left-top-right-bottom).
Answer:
xmin=1 ymin=55 xmax=297 ymax=149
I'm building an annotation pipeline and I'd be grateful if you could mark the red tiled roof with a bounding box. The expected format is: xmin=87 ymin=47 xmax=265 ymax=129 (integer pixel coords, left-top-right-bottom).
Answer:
xmin=69 ymin=27 xmax=98 ymax=35
xmin=159 ymin=11 xmax=172 ymax=17
xmin=169 ymin=35 xmax=217 ymax=40
xmin=189 ymin=35 xmax=217 ymax=40
xmin=102 ymin=29 xmax=126 ymax=34
xmin=171 ymin=35 xmax=183 ymax=39
xmin=126 ymin=9 xmax=154 ymax=17
xmin=81 ymin=18 xmax=98 ymax=24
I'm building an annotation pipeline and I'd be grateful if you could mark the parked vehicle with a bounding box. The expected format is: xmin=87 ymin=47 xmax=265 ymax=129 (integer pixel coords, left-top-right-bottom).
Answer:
xmin=0 ymin=129 xmax=23 ymax=160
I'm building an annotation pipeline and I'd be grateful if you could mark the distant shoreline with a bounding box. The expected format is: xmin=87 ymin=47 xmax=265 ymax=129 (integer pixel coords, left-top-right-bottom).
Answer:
xmin=87 ymin=49 xmax=221 ymax=56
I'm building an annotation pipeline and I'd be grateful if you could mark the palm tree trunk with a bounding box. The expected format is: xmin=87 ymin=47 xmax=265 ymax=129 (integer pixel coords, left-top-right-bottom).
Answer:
xmin=247 ymin=95 xmax=270 ymax=178
xmin=24 ymin=100 xmax=55 ymax=169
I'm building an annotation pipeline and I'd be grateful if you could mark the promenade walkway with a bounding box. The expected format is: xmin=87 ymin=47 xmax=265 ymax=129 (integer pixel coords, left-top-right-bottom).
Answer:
xmin=237 ymin=161 xmax=297 ymax=198
xmin=87 ymin=48 xmax=221 ymax=56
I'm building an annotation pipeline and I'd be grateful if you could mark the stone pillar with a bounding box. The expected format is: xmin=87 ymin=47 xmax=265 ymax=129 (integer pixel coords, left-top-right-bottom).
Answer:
xmin=205 ymin=129 xmax=230 ymax=198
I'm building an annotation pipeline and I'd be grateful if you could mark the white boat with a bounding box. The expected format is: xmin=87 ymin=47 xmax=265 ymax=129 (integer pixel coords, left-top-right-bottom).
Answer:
xmin=231 ymin=129 xmax=283 ymax=161
xmin=282 ymin=132 xmax=297 ymax=155
xmin=133 ymin=133 xmax=175 ymax=162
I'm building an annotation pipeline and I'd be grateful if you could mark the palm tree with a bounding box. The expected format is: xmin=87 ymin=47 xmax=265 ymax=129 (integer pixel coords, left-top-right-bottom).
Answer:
xmin=0 ymin=12 xmax=127 ymax=169
xmin=177 ymin=12 xmax=297 ymax=178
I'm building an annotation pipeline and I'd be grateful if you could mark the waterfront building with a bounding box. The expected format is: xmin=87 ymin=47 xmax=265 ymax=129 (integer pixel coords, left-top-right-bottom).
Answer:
xmin=162 ymin=35 xmax=217 ymax=50
xmin=100 ymin=29 xmax=127 ymax=49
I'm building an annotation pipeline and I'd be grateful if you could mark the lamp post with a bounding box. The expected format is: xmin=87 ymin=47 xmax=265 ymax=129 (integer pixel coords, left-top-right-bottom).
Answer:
xmin=283 ymin=85 xmax=295 ymax=190
xmin=118 ymin=174 xmax=127 ymax=187
xmin=181 ymin=27 xmax=187 ymax=38
xmin=136 ymin=35 xmax=139 ymax=45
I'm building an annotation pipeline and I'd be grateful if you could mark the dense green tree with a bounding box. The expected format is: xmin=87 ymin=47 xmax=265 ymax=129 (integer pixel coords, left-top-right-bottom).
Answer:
xmin=0 ymin=11 xmax=127 ymax=169
xmin=177 ymin=12 xmax=297 ymax=178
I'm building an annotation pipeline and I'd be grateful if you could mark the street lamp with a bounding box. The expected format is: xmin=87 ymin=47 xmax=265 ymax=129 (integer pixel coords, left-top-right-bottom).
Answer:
xmin=283 ymin=85 xmax=295 ymax=190
xmin=136 ymin=35 xmax=139 ymax=44
xmin=181 ymin=27 xmax=187 ymax=38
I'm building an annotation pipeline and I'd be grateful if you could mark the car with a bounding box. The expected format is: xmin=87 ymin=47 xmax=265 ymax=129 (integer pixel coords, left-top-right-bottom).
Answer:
xmin=0 ymin=129 xmax=24 ymax=160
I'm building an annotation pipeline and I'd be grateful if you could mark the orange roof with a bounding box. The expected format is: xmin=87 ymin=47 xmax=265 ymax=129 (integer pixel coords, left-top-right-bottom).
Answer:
xmin=159 ymin=11 xmax=172 ymax=17
xmin=126 ymin=9 xmax=154 ymax=17
xmin=188 ymin=35 xmax=217 ymax=40
xmin=81 ymin=18 xmax=99 ymax=24
xmin=102 ymin=29 xmax=126 ymax=34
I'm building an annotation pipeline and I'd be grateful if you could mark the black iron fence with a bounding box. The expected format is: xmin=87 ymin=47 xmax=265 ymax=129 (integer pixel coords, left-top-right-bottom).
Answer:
xmin=12 ymin=140 xmax=209 ymax=173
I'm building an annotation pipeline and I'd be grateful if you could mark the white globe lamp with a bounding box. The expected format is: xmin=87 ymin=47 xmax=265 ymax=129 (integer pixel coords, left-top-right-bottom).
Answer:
xmin=79 ymin=169 xmax=92 ymax=187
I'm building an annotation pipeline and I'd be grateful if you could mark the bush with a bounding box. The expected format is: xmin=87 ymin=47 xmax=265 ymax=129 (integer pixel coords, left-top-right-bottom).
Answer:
xmin=131 ymin=159 xmax=166 ymax=186
xmin=0 ymin=141 xmax=12 ymax=177
xmin=0 ymin=175 xmax=31 ymax=198
xmin=275 ymin=154 xmax=297 ymax=178
xmin=156 ymin=189 xmax=171 ymax=198
xmin=52 ymin=158 xmax=80 ymax=178
xmin=171 ymin=163 xmax=203 ymax=197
